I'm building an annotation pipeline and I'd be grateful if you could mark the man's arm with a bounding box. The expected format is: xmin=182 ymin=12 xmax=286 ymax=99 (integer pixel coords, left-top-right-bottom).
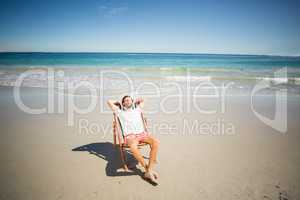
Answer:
xmin=134 ymin=97 xmax=144 ymax=108
xmin=107 ymin=100 xmax=120 ymax=112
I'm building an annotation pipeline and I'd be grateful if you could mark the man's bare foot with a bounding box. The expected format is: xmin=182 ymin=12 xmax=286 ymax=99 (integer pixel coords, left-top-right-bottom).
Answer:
xmin=148 ymin=170 xmax=158 ymax=179
xmin=144 ymin=171 xmax=158 ymax=184
xmin=145 ymin=164 xmax=158 ymax=179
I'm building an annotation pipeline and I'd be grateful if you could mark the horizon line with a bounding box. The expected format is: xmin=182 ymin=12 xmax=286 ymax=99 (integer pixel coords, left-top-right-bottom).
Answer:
xmin=0 ymin=51 xmax=299 ymax=58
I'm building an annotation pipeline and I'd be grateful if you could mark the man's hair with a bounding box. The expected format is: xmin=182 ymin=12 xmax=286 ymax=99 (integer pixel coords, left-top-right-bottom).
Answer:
xmin=121 ymin=95 xmax=133 ymax=106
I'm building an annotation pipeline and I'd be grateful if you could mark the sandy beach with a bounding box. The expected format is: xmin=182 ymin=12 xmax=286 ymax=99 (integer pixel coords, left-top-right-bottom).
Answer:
xmin=0 ymin=79 xmax=300 ymax=199
xmin=1 ymin=0 xmax=300 ymax=198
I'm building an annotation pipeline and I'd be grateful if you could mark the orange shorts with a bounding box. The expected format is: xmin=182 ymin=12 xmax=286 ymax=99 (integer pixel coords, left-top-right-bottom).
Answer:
xmin=124 ymin=132 xmax=149 ymax=144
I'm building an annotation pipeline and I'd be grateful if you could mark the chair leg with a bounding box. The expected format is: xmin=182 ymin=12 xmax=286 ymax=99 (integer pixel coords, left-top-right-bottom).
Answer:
xmin=113 ymin=132 xmax=116 ymax=147
xmin=114 ymin=117 xmax=129 ymax=171
xmin=123 ymin=147 xmax=127 ymax=161
xmin=113 ymin=122 xmax=117 ymax=147
xmin=119 ymin=145 xmax=129 ymax=171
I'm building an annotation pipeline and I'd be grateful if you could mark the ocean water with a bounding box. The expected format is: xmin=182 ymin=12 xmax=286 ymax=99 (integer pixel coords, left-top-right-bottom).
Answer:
xmin=0 ymin=52 xmax=300 ymax=95
xmin=1 ymin=52 xmax=300 ymax=69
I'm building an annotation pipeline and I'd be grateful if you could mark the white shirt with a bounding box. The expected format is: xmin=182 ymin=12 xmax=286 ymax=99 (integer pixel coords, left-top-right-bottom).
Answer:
xmin=116 ymin=106 xmax=145 ymax=136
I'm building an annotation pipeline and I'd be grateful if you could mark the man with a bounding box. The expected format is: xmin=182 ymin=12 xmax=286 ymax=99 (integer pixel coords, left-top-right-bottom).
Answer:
xmin=107 ymin=96 xmax=159 ymax=183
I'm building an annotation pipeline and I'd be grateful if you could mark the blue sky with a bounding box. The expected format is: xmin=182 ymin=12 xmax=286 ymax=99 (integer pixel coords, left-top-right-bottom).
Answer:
xmin=0 ymin=0 xmax=299 ymax=55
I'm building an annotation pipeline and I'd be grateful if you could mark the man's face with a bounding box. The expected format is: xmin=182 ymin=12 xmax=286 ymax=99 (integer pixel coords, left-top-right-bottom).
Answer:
xmin=123 ymin=97 xmax=133 ymax=108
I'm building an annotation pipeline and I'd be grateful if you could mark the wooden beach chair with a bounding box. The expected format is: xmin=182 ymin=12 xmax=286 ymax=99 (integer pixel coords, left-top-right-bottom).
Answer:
xmin=112 ymin=106 xmax=149 ymax=171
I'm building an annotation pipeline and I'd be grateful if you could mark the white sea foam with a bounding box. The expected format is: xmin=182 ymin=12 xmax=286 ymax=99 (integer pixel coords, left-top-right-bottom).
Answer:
xmin=257 ymin=77 xmax=300 ymax=85
xmin=294 ymin=78 xmax=300 ymax=85
xmin=165 ymin=75 xmax=211 ymax=82
xmin=159 ymin=67 xmax=173 ymax=71
xmin=1 ymin=68 xmax=300 ymax=98
xmin=260 ymin=77 xmax=288 ymax=84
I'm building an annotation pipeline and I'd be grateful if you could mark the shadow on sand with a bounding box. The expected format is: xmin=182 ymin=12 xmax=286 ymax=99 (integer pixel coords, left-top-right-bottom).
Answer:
xmin=72 ymin=142 xmax=144 ymax=177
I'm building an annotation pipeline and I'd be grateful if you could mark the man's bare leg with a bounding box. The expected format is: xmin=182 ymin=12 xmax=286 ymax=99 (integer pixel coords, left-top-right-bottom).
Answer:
xmin=141 ymin=135 xmax=159 ymax=173
xmin=127 ymin=138 xmax=147 ymax=171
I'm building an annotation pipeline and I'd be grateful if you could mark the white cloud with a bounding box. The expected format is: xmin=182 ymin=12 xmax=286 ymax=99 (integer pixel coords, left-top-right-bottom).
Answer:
xmin=98 ymin=4 xmax=128 ymax=17
xmin=108 ymin=6 xmax=128 ymax=16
